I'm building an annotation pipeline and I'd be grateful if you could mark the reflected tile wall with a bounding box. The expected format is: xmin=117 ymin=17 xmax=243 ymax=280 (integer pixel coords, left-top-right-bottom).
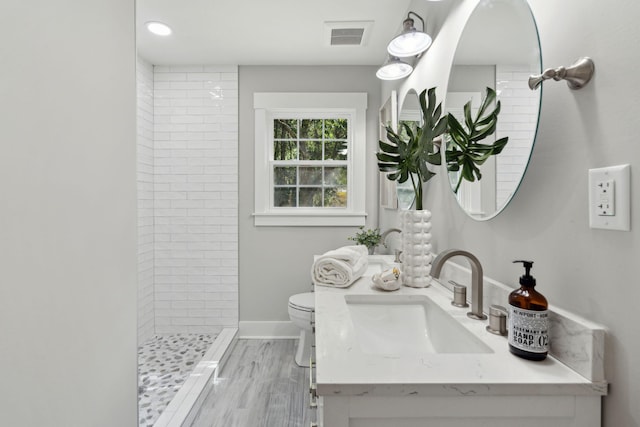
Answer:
xmin=496 ymin=64 xmax=539 ymax=208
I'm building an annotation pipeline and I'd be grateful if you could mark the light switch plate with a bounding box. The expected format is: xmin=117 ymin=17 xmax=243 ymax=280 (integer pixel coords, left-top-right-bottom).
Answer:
xmin=588 ymin=164 xmax=631 ymax=231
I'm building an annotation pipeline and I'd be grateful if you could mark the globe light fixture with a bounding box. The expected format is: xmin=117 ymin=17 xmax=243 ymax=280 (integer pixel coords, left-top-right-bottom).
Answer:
xmin=387 ymin=12 xmax=432 ymax=58
xmin=376 ymin=56 xmax=414 ymax=80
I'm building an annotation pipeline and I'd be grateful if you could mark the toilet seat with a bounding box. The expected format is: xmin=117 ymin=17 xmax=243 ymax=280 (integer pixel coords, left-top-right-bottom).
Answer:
xmin=288 ymin=292 xmax=315 ymax=312
xmin=288 ymin=292 xmax=315 ymax=367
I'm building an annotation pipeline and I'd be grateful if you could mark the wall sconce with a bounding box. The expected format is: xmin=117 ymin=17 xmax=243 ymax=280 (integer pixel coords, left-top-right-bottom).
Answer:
xmin=528 ymin=57 xmax=595 ymax=90
xmin=376 ymin=11 xmax=430 ymax=81
xmin=376 ymin=55 xmax=414 ymax=80
xmin=387 ymin=12 xmax=432 ymax=58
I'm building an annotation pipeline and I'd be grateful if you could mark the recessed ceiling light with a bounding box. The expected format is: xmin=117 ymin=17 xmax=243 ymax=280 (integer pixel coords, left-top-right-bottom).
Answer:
xmin=146 ymin=21 xmax=172 ymax=36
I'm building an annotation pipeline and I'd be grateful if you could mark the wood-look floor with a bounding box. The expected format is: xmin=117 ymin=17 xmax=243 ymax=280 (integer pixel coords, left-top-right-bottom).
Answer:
xmin=191 ymin=339 xmax=313 ymax=427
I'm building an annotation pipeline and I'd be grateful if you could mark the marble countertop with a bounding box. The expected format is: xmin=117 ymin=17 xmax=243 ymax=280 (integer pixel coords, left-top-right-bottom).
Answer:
xmin=314 ymin=257 xmax=608 ymax=397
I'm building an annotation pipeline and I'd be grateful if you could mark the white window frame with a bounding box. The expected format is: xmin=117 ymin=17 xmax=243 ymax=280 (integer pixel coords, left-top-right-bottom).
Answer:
xmin=253 ymin=92 xmax=367 ymax=227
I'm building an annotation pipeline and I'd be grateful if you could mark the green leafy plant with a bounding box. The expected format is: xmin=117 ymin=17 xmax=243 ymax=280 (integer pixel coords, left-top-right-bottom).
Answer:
xmin=377 ymin=87 xmax=447 ymax=210
xmin=445 ymin=87 xmax=509 ymax=193
xmin=377 ymin=87 xmax=509 ymax=207
xmin=348 ymin=227 xmax=383 ymax=251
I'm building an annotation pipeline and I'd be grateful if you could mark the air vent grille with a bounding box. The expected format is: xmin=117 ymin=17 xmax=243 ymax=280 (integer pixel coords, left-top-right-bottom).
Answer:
xmin=324 ymin=21 xmax=373 ymax=47
xmin=330 ymin=28 xmax=365 ymax=46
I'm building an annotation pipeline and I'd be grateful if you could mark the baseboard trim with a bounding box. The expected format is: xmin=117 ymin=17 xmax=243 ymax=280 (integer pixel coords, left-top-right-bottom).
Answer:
xmin=239 ymin=321 xmax=299 ymax=339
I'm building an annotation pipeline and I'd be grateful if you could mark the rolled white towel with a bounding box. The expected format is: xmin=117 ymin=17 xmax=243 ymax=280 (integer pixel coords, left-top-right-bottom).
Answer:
xmin=312 ymin=245 xmax=369 ymax=288
xmin=316 ymin=245 xmax=368 ymax=264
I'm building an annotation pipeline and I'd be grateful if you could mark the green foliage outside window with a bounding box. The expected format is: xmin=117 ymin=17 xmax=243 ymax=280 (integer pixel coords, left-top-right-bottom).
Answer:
xmin=273 ymin=118 xmax=349 ymax=208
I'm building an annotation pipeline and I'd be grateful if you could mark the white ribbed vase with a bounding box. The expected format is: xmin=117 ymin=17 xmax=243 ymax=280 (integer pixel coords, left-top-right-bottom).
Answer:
xmin=400 ymin=210 xmax=433 ymax=288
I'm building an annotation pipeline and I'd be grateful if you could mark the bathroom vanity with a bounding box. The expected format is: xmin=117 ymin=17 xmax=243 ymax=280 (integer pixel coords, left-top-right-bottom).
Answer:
xmin=310 ymin=256 xmax=607 ymax=427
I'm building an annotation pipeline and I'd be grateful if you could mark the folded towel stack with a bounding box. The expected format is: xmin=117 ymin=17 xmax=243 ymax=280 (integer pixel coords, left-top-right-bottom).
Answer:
xmin=311 ymin=245 xmax=369 ymax=288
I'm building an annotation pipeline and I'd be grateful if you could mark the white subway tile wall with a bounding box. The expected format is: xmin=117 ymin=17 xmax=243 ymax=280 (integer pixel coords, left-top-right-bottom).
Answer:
xmin=153 ymin=65 xmax=239 ymax=334
xmin=496 ymin=65 xmax=539 ymax=208
xmin=137 ymin=56 xmax=155 ymax=343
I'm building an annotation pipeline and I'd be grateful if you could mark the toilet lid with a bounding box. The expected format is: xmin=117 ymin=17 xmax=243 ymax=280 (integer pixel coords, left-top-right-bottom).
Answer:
xmin=288 ymin=292 xmax=315 ymax=312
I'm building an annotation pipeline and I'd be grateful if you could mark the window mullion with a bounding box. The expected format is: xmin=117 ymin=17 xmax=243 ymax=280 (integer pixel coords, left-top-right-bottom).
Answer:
xmin=296 ymin=119 xmax=300 ymax=208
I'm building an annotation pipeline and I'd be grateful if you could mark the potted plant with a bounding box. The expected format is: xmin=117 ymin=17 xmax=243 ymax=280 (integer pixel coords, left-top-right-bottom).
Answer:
xmin=348 ymin=227 xmax=382 ymax=255
xmin=376 ymin=87 xmax=445 ymax=287
xmin=376 ymin=86 xmax=508 ymax=287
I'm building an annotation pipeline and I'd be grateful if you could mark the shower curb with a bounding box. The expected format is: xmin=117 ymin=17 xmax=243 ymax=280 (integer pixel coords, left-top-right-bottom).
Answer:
xmin=153 ymin=328 xmax=238 ymax=427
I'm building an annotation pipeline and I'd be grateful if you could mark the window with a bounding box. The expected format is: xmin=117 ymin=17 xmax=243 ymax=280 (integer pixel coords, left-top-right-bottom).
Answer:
xmin=254 ymin=93 xmax=367 ymax=226
xmin=273 ymin=117 xmax=348 ymax=208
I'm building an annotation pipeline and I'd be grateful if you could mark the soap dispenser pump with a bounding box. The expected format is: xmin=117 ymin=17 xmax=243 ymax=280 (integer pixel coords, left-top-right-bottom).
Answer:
xmin=508 ymin=260 xmax=549 ymax=361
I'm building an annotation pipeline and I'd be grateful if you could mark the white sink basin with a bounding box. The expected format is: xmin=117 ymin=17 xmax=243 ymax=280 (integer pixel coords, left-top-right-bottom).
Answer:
xmin=364 ymin=260 xmax=389 ymax=276
xmin=364 ymin=255 xmax=394 ymax=276
xmin=345 ymin=294 xmax=493 ymax=356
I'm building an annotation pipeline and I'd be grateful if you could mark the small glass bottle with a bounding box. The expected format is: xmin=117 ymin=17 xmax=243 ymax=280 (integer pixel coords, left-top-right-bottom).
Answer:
xmin=508 ymin=260 xmax=549 ymax=361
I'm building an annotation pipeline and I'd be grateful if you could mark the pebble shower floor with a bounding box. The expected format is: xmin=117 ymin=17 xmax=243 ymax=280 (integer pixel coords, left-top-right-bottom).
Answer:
xmin=138 ymin=333 xmax=216 ymax=426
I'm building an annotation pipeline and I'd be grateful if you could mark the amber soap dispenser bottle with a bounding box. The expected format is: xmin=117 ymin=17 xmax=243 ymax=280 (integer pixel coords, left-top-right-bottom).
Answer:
xmin=508 ymin=260 xmax=549 ymax=361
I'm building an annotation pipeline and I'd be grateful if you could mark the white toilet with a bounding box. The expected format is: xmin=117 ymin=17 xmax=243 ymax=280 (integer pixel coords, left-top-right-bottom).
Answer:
xmin=288 ymin=292 xmax=315 ymax=367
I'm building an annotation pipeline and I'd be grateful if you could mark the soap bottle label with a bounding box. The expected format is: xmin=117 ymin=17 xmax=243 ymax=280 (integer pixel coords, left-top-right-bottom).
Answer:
xmin=508 ymin=306 xmax=549 ymax=353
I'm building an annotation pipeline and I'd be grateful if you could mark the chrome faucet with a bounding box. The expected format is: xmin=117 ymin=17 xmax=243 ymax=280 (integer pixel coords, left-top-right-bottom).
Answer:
xmin=376 ymin=228 xmax=401 ymax=256
xmin=431 ymin=249 xmax=487 ymax=320
xmin=380 ymin=228 xmax=401 ymax=243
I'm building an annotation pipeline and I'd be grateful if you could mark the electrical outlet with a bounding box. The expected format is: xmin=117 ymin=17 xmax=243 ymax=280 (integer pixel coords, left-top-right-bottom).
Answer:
xmin=588 ymin=165 xmax=630 ymax=231
xmin=596 ymin=179 xmax=615 ymax=216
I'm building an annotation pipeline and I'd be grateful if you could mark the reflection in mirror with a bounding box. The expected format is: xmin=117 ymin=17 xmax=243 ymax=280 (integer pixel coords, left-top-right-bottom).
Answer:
xmin=396 ymin=90 xmax=422 ymax=210
xmin=446 ymin=0 xmax=541 ymax=220
xmin=379 ymin=91 xmax=398 ymax=209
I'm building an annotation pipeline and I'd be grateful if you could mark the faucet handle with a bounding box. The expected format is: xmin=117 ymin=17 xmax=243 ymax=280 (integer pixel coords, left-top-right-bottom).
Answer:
xmin=449 ymin=281 xmax=469 ymax=308
xmin=486 ymin=305 xmax=508 ymax=336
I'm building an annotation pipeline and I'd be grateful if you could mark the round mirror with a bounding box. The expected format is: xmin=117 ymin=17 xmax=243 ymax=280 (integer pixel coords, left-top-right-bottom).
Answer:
xmin=445 ymin=0 xmax=541 ymax=220
xmin=396 ymin=89 xmax=422 ymax=209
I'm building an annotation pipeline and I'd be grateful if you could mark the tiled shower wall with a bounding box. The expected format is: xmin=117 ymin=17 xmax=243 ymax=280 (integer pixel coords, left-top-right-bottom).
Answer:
xmin=495 ymin=64 xmax=539 ymax=207
xmin=153 ymin=65 xmax=239 ymax=334
xmin=137 ymin=56 xmax=155 ymax=343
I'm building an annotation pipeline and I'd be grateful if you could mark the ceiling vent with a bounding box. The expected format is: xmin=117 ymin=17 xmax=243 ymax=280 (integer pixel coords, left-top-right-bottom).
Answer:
xmin=331 ymin=28 xmax=365 ymax=46
xmin=324 ymin=21 xmax=373 ymax=47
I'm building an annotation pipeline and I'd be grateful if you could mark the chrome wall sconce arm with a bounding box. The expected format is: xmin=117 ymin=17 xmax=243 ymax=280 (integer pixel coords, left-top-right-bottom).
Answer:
xmin=528 ymin=57 xmax=595 ymax=90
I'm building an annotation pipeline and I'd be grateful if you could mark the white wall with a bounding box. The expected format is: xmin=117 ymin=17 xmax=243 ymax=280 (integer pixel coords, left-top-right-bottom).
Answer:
xmin=381 ymin=0 xmax=640 ymax=425
xmin=137 ymin=56 xmax=155 ymax=343
xmin=0 ymin=0 xmax=137 ymax=425
xmin=239 ymin=66 xmax=380 ymax=322
xmin=153 ymin=65 xmax=239 ymax=334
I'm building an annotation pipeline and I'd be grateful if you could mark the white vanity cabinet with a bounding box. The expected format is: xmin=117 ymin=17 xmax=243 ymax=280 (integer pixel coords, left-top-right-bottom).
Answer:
xmin=312 ymin=277 xmax=607 ymax=427
xmin=316 ymin=392 xmax=602 ymax=427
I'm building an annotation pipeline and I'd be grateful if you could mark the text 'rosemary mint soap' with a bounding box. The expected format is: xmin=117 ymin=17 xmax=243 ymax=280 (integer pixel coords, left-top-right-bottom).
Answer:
xmin=508 ymin=260 xmax=549 ymax=361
